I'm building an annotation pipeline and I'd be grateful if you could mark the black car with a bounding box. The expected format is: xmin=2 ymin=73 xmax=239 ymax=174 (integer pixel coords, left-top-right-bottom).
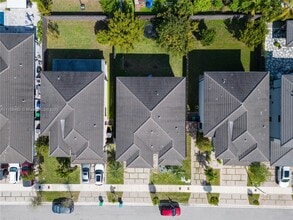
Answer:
xmin=52 ymin=198 xmax=74 ymax=214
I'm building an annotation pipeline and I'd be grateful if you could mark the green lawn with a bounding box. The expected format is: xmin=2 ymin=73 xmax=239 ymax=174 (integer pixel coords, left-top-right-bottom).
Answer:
xmin=182 ymin=134 xmax=191 ymax=180
xmin=38 ymin=191 xmax=80 ymax=202
xmin=51 ymin=0 xmax=102 ymax=12
xmin=150 ymin=172 xmax=187 ymax=185
xmin=38 ymin=147 xmax=80 ymax=184
xmin=46 ymin=20 xmax=111 ymax=64
xmin=106 ymin=163 xmax=124 ymax=184
xmin=106 ymin=191 xmax=123 ymax=203
xmin=187 ymin=19 xmax=258 ymax=111
xmin=150 ymin=192 xmax=190 ymax=204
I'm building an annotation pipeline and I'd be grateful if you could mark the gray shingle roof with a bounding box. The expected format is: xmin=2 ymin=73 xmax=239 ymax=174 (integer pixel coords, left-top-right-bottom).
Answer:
xmin=286 ymin=20 xmax=293 ymax=47
xmin=271 ymin=74 xmax=293 ymax=166
xmin=116 ymin=77 xmax=186 ymax=168
xmin=0 ymin=33 xmax=34 ymax=163
xmin=41 ymin=71 xmax=105 ymax=164
xmin=203 ymin=72 xmax=269 ymax=165
xmin=281 ymin=74 xmax=293 ymax=145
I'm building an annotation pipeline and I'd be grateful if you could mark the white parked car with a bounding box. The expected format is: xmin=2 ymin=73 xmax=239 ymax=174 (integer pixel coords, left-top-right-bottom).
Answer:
xmin=9 ymin=163 xmax=20 ymax=184
xmin=277 ymin=166 xmax=291 ymax=187
xmin=94 ymin=164 xmax=104 ymax=186
xmin=81 ymin=164 xmax=90 ymax=183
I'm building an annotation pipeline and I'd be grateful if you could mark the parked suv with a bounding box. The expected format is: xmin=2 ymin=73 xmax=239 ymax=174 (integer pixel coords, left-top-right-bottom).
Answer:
xmin=277 ymin=166 xmax=291 ymax=187
xmin=81 ymin=164 xmax=90 ymax=183
xmin=9 ymin=163 xmax=20 ymax=184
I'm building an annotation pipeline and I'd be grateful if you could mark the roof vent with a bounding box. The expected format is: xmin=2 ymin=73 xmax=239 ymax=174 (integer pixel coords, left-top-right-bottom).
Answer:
xmin=158 ymin=115 xmax=161 ymax=119
xmin=291 ymin=90 xmax=293 ymax=96
xmin=222 ymin=78 xmax=226 ymax=84
xmin=155 ymin=90 xmax=159 ymax=96
xmin=22 ymin=99 xmax=25 ymax=102
xmin=19 ymin=63 xmax=22 ymax=67
xmin=93 ymin=124 xmax=96 ymax=127
xmin=150 ymin=130 xmax=153 ymax=134
xmin=74 ymin=137 xmax=77 ymax=140
xmin=57 ymin=76 xmax=60 ymax=80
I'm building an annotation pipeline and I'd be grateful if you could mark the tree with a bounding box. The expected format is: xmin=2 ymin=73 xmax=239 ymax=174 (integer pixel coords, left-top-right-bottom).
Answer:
xmin=204 ymin=167 xmax=218 ymax=184
xmin=228 ymin=0 xmax=240 ymax=12
xmin=36 ymin=0 xmax=52 ymax=16
xmin=199 ymin=28 xmax=216 ymax=46
xmin=212 ymin=0 xmax=223 ymax=10
xmin=196 ymin=132 xmax=213 ymax=152
xmin=193 ymin=0 xmax=212 ymax=12
xmin=275 ymin=0 xmax=293 ymax=20
xmin=108 ymin=161 xmax=123 ymax=179
xmin=55 ymin=157 xmax=77 ymax=178
xmin=100 ymin=0 xmax=119 ymax=15
xmin=155 ymin=0 xmax=197 ymax=55
xmin=240 ymin=18 xmax=268 ymax=48
xmin=96 ymin=11 xmax=143 ymax=52
xmin=247 ymin=162 xmax=271 ymax=187
xmin=238 ymin=0 xmax=282 ymax=21
xmin=107 ymin=147 xmax=116 ymax=165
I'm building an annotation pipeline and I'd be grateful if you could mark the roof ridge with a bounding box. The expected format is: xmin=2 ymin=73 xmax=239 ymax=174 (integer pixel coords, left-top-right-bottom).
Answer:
xmin=150 ymin=78 xmax=185 ymax=110
xmin=117 ymin=77 xmax=150 ymax=113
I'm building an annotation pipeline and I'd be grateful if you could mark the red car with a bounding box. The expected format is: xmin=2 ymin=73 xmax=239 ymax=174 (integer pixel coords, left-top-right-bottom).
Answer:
xmin=21 ymin=162 xmax=33 ymax=176
xmin=160 ymin=205 xmax=181 ymax=216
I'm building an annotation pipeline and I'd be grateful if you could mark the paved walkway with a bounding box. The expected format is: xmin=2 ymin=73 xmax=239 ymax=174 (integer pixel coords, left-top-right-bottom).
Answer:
xmin=1 ymin=183 xmax=292 ymax=194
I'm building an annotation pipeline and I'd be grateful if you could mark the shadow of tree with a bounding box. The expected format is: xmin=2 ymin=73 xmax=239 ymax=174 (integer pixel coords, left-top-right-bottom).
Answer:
xmin=195 ymin=151 xmax=209 ymax=168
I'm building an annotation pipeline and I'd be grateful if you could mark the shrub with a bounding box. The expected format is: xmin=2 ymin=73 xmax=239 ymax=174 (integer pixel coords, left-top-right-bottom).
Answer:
xmin=208 ymin=194 xmax=219 ymax=206
xmin=152 ymin=195 xmax=159 ymax=205
xmin=196 ymin=132 xmax=213 ymax=152
xmin=247 ymin=162 xmax=271 ymax=187
xmin=37 ymin=20 xmax=43 ymax=43
xmin=273 ymin=41 xmax=281 ymax=49
xmin=253 ymin=199 xmax=260 ymax=205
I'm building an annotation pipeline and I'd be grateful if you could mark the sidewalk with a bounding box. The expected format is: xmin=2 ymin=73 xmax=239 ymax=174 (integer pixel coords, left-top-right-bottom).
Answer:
xmin=1 ymin=183 xmax=292 ymax=195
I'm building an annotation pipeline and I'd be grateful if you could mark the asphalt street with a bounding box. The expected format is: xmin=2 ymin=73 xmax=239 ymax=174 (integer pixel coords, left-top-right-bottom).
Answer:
xmin=1 ymin=205 xmax=293 ymax=220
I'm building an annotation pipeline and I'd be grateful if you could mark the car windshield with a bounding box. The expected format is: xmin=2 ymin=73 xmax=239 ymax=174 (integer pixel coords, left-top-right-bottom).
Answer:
xmin=9 ymin=167 xmax=17 ymax=172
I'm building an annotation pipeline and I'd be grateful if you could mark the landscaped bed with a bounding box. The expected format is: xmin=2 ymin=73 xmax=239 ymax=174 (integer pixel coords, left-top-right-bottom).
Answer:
xmin=38 ymin=146 xmax=80 ymax=184
xmin=150 ymin=134 xmax=191 ymax=185
xmin=150 ymin=192 xmax=191 ymax=205
xmin=37 ymin=191 xmax=80 ymax=202
xmin=106 ymin=191 xmax=123 ymax=203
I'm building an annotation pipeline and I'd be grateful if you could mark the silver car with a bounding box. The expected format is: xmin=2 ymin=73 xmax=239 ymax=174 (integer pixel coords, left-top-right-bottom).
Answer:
xmin=81 ymin=164 xmax=90 ymax=183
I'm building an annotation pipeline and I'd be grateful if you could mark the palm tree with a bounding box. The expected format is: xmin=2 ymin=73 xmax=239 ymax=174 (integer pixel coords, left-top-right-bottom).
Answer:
xmin=107 ymin=147 xmax=116 ymax=165
xmin=108 ymin=162 xmax=123 ymax=179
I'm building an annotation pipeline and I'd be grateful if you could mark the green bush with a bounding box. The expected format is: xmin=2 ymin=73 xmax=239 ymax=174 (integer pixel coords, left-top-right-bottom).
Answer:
xmin=253 ymin=199 xmax=259 ymax=205
xmin=37 ymin=20 xmax=43 ymax=43
xmin=204 ymin=167 xmax=218 ymax=184
xmin=196 ymin=132 xmax=213 ymax=152
xmin=152 ymin=195 xmax=159 ymax=205
xmin=247 ymin=162 xmax=271 ymax=187
xmin=208 ymin=193 xmax=219 ymax=206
